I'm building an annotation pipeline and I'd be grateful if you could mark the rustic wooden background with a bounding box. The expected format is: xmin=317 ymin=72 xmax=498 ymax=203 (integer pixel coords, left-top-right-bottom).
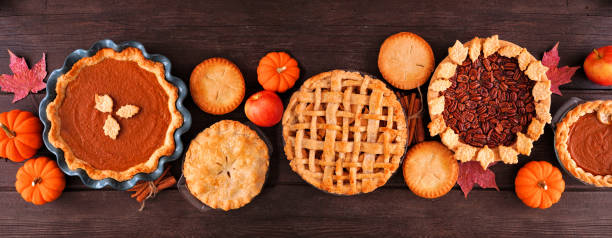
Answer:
xmin=1 ymin=0 xmax=611 ymax=237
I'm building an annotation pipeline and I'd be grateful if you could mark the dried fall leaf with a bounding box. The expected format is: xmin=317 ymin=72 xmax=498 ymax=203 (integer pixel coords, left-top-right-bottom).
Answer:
xmin=0 ymin=50 xmax=47 ymax=103
xmin=542 ymin=42 xmax=580 ymax=95
xmin=457 ymin=161 xmax=499 ymax=198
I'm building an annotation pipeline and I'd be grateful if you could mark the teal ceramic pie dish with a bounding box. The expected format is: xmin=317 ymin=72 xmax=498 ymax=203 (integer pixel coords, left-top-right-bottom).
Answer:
xmin=39 ymin=39 xmax=192 ymax=190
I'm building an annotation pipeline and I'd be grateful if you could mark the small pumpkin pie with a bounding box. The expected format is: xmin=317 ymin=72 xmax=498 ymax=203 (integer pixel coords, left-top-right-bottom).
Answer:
xmin=555 ymin=100 xmax=612 ymax=187
xmin=46 ymin=47 xmax=183 ymax=181
xmin=428 ymin=35 xmax=552 ymax=168
xmin=183 ymin=120 xmax=269 ymax=211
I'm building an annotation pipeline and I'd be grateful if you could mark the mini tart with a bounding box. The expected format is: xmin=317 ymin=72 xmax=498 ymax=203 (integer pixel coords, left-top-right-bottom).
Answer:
xmin=46 ymin=48 xmax=182 ymax=181
xmin=184 ymin=120 xmax=269 ymax=211
xmin=403 ymin=141 xmax=458 ymax=199
xmin=190 ymin=57 xmax=245 ymax=115
xmin=555 ymin=100 xmax=612 ymax=187
xmin=378 ymin=32 xmax=435 ymax=90
xmin=427 ymin=35 xmax=552 ymax=169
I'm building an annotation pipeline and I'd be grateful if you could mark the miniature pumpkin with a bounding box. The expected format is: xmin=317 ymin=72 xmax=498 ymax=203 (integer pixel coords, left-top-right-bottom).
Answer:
xmin=15 ymin=156 xmax=65 ymax=205
xmin=257 ymin=52 xmax=300 ymax=93
xmin=0 ymin=109 xmax=43 ymax=162
xmin=515 ymin=161 xmax=565 ymax=209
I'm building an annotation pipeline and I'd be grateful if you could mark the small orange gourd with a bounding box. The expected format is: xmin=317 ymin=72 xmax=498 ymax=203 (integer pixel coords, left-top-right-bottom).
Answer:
xmin=0 ymin=109 xmax=43 ymax=162
xmin=257 ymin=52 xmax=300 ymax=93
xmin=15 ymin=156 xmax=65 ymax=205
xmin=515 ymin=161 xmax=565 ymax=209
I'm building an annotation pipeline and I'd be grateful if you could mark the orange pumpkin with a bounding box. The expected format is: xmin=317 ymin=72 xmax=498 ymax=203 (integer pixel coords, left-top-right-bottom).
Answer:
xmin=0 ymin=109 xmax=43 ymax=162
xmin=515 ymin=161 xmax=565 ymax=209
xmin=257 ymin=52 xmax=300 ymax=93
xmin=15 ymin=156 xmax=65 ymax=205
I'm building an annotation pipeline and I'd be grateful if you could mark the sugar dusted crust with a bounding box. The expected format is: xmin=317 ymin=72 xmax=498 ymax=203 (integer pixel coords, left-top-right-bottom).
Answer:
xmin=46 ymin=47 xmax=182 ymax=181
xmin=427 ymin=36 xmax=552 ymax=168
xmin=183 ymin=120 xmax=269 ymax=211
xmin=402 ymin=141 xmax=458 ymax=199
xmin=555 ymin=100 xmax=612 ymax=187
xmin=282 ymin=70 xmax=408 ymax=195
xmin=378 ymin=32 xmax=435 ymax=90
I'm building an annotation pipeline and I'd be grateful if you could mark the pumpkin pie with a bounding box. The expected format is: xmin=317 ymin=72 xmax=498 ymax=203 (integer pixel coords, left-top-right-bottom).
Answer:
xmin=282 ymin=70 xmax=408 ymax=195
xmin=555 ymin=100 xmax=612 ymax=187
xmin=46 ymin=47 xmax=183 ymax=181
xmin=183 ymin=120 xmax=269 ymax=211
xmin=428 ymin=35 xmax=552 ymax=169
xmin=190 ymin=57 xmax=245 ymax=115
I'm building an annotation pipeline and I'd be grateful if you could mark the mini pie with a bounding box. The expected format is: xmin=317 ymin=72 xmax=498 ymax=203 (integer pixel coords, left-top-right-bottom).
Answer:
xmin=555 ymin=100 xmax=612 ymax=187
xmin=427 ymin=35 xmax=552 ymax=169
xmin=282 ymin=70 xmax=408 ymax=195
xmin=183 ymin=120 xmax=269 ymax=211
xmin=378 ymin=32 xmax=435 ymax=90
xmin=403 ymin=141 xmax=458 ymax=199
xmin=190 ymin=57 xmax=245 ymax=115
xmin=46 ymin=48 xmax=183 ymax=181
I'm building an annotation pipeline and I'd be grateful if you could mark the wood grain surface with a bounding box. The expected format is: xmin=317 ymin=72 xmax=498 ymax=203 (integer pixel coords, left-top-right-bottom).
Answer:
xmin=1 ymin=0 xmax=611 ymax=237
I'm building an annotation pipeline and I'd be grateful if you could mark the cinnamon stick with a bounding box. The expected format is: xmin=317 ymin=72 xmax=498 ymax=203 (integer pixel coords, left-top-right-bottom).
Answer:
xmin=406 ymin=93 xmax=417 ymax=145
xmin=131 ymin=184 xmax=149 ymax=199
xmin=414 ymin=98 xmax=425 ymax=143
xmin=157 ymin=176 xmax=177 ymax=190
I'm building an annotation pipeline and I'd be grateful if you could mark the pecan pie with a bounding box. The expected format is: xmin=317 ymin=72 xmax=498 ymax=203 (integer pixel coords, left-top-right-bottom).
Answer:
xmin=46 ymin=48 xmax=183 ymax=181
xmin=282 ymin=70 xmax=408 ymax=195
xmin=555 ymin=100 xmax=612 ymax=187
xmin=428 ymin=35 xmax=552 ymax=168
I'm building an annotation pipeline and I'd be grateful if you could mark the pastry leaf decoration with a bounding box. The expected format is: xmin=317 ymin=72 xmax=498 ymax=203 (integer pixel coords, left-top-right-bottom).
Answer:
xmin=0 ymin=50 xmax=47 ymax=103
xmin=94 ymin=94 xmax=139 ymax=139
xmin=542 ymin=42 xmax=580 ymax=96
xmin=457 ymin=161 xmax=499 ymax=198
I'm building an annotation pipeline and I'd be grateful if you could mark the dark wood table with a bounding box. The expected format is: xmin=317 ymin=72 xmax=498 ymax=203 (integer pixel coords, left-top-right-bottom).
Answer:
xmin=1 ymin=0 xmax=611 ymax=237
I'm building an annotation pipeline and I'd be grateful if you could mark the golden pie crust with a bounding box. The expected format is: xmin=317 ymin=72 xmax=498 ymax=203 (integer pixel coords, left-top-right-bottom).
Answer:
xmin=378 ymin=32 xmax=435 ymax=90
xmin=282 ymin=70 xmax=408 ymax=195
xmin=555 ymin=100 xmax=612 ymax=187
xmin=403 ymin=141 xmax=458 ymax=199
xmin=190 ymin=57 xmax=245 ymax=115
xmin=46 ymin=48 xmax=182 ymax=181
xmin=183 ymin=120 xmax=269 ymax=211
xmin=427 ymin=35 xmax=552 ymax=169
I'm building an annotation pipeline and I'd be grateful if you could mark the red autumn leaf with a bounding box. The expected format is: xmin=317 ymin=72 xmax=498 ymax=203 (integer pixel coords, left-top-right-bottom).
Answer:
xmin=457 ymin=161 xmax=499 ymax=198
xmin=542 ymin=42 xmax=580 ymax=96
xmin=0 ymin=50 xmax=47 ymax=103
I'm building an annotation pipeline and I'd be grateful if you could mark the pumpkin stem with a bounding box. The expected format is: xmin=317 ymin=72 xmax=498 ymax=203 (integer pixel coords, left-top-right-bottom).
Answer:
xmin=276 ymin=66 xmax=287 ymax=74
xmin=537 ymin=180 xmax=548 ymax=190
xmin=32 ymin=177 xmax=42 ymax=187
xmin=0 ymin=122 xmax=15 ymax=138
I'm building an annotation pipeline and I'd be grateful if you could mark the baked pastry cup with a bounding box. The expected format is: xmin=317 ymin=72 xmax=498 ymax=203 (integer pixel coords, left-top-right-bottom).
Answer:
xmin=40 ymin=40 xmax=191 ymax=189
xmin=403 ymin=141 xmax=458 ymax=199
xmin=190 ymin=57 xmax=245 ymax=115
xmin=183 ymin=120 xmax=269 ymax=211
xmin=282 ymin=70 xmax=408 ymax=195
xmin=555 ymin=100 xmax=612 ymax=187
xmin=378 ymin=32 xmax=435 ymax=90
xmin=427 ymin=35 xmax=552 ymax=169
